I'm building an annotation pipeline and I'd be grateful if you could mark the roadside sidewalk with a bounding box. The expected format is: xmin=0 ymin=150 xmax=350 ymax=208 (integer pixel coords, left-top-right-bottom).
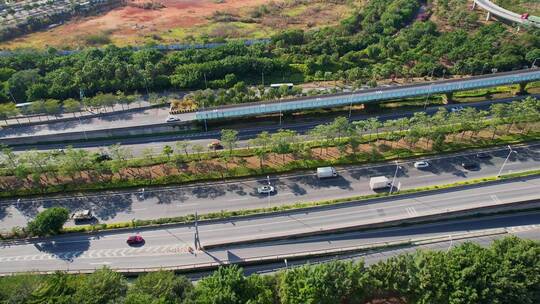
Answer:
xmin=2 ymin=100 xmax=160 ymax=128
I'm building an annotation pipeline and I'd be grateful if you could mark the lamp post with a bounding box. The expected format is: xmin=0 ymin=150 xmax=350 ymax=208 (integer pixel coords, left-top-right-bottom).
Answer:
xmin=78 ymin=116 xmax=88 ymax=140
xmin=531 ymin=58 xmax=540 ymax=69
xmin=348 ymin=96 xmax=353 ymax=121
xmin=389 ymin=161 xmax=401 ymax=195
xmin=497 ymin=145 xmax=517 ymax=177
xmin=202 ymin=99 xmax=208 ymax=132
xmin=267 ymin=175 xmax=271 ymax=201
xmin=480 ymin=63 xmax=488 ymax=75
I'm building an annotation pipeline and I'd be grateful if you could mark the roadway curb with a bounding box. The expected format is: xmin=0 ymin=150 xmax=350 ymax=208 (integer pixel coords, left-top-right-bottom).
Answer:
xmin=200 ymin=199 xmax=540 ymax=250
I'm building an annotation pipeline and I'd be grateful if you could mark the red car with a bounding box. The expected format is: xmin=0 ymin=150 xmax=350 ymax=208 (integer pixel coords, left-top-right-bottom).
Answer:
xmin=126 ymin=235 xmax=144 ymax=245
xmin=521 ymin=13 xmax=529 ymax=20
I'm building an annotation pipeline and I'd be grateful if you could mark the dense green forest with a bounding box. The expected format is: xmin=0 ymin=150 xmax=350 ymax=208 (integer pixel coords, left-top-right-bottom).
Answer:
xmin=0 ymin=236 xmax=538 ymax=303
xmin=0 ymin=0 xmax=538 ymax=104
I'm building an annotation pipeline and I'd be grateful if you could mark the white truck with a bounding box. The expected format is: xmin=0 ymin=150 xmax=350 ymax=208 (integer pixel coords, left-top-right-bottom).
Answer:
xmin=317 ymin=167 xmax=338 ymax=179
xmin=369 ymin=176 xmax=392 ymax=190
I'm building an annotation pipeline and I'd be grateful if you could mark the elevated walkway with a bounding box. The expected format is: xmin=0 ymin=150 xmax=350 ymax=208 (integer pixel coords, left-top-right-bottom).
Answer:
xmin=196 ymin=69 xmax=540 ymax=121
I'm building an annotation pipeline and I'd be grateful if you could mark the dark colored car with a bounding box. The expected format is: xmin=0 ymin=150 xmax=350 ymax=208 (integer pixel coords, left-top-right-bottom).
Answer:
xmin=208 ymin=141 xmax=223 ymax=150
xmin=126 ymin=235 xmax=144 ymax=245
xmin=95 ymin=153 xmax=112 ymax=163
xmin=476 ymin=152 xmax=491 ymax=159
xmin=461 ymin=162 xmax=479 ymax=171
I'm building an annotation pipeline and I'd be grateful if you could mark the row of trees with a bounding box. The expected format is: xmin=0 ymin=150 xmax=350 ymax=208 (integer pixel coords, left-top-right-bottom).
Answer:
xmin=0 ymin=98 xmax=538 ymax=191
xmin=1 ymin=0 xmax=539 ymax=103
xmin=0 ymin=236 xmax=538 ymax=303
xmin=0 ymin=91 xmax=163 ymax=125
xmin=186 ymin=83 xmax=304 ymax=108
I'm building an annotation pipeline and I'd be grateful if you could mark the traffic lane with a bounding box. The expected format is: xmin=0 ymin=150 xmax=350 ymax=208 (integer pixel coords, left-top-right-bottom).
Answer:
xmin=190 ymin=179 xmax=540 ymax=245
xmin=10 ymin=95 xmax=532 ymax=154
xmin=4 ymin=176 xmax=539 ymax=253
xmin=1 ymin=143 xmax=539 ymax=229
xmin=1 ymin=188 xmax=539 ymax=273
xmin=208 ymin=212 xmax=540 ymax=269
xmin=0 ymin=106 xmax=177 ymax=139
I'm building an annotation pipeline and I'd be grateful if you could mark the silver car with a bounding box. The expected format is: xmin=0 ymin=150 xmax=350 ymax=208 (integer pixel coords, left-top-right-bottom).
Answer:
xmin=257 ymin=185 xmax=275 ymax=194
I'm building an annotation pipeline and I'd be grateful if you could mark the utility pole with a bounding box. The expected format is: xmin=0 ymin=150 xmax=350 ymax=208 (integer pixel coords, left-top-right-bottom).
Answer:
xmin=348 ymin=96 xmax=353 ymax=121
xmin=194 ymin=212 xmax=201 ymax=250
xmin=531 ymin=58 xmax=540 ymax=69
xmin=202 ymin=100 xmax=208 ymax=132
xmin=497 ymin=145 xmax=517 ymax=177
xmin=389 ymin=161 xmax=400 ymax=195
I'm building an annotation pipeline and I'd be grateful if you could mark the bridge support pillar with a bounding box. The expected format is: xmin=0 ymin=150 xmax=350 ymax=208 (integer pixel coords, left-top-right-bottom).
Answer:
xmin=486 ymin=12 xmax=491 ymax=21
xmin=442 ymin=92 xmax=454 ymax=104
xmin=363 ymin=102 xmax=380 ymax=113
xmin=514 ymin=82 xmax=528 ymax=95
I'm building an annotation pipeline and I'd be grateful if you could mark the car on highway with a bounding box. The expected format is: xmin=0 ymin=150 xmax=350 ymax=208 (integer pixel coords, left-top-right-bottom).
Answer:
xmin=94 ymin=153 xmax=112 ymax=163
xmin=166 ymin=116 xmax=180 ymax=123
xmin=72 ymin=210 xmax=93 ymax=222
xmin=51 ymin=149 xmax=65 ymax=156
xmin=208 ymin=141 xmax=223 ymax=150
xmin=476 ymin=152 xmax=491 ymax=159
xmin=461 ymin=161 xmax=479 ymax=171
xmin=450 ymin=106 xmax=465 ymax=113
xmin=127 ymin=235 xmax=144 ymax=245
xmin=413 ymin=161 xmax=430 ymax=169
xmin=257 ymin=185 xmax=275 ymax=195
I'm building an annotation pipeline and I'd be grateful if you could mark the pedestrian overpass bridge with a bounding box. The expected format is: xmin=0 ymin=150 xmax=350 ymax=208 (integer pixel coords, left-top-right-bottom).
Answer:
xmin=195 ymin=68 xmax=540 ymax=121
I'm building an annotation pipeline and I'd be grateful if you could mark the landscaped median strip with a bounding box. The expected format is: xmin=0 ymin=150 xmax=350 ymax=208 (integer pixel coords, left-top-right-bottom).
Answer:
xmin=50 ymin=169 xmax=540 ymax=238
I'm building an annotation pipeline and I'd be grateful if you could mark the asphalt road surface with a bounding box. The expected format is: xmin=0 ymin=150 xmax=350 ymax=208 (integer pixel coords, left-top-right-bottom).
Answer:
xmin=8 ymin=95 xmax=536 ymax=156
xmin=231 ymin=214 xmax=540 ymax=279
xmin=0 ymin=106 xmax=181 ymax=139
xmin=1 ymin=143 xmax=539 ymax=230
xmin=0 ymin=197 xmax=539 ymax=274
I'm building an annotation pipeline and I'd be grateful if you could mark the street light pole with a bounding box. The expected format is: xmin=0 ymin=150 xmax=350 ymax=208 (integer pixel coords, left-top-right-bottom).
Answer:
xmin=389 ymin=161 xmax=400 ymax=195
xmin=78 ymin=116 xmax=88 ymax=140
xmin=348 ymin=97 xmax=353 ymax=121
xmin=194 ymin=211 xmax=201 ymax=250
xmin=497 ymin=145 xmax=517 ymax=177
xmin=202 ymin=100 xmax=208 ymax=132
xmin=531 ymin=58 xmax=540 ymax=69
xmin=267 ymin=175 xmax=271 ymax=201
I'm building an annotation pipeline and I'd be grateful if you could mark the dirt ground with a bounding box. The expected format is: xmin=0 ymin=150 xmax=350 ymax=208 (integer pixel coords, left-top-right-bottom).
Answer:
xmin=1 ymin=0 xmax=356 ymax=49
xmin=2 ymin=0 xmax=270 ymax=48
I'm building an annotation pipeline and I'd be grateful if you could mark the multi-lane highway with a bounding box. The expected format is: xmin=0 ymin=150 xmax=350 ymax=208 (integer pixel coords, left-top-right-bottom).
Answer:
xmin=9 ymin=95 xmax=535 ymax=157
xmin=0 ymin=183 xmax=538 ymax=274
xmin=230 ymin=212 xmax=540 ymax=279
xmin=1 ymin=143 xmax=539 ymax=230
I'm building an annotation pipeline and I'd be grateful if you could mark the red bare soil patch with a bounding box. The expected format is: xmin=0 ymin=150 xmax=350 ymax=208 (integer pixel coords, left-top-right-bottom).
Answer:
xmin=2 ymin=0 xmax=272 ymax=47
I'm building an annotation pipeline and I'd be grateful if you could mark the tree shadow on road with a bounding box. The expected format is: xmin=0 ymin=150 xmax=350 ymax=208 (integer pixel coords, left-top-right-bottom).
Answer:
xmin=33 ymin=235 xmax=91 ymax=262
